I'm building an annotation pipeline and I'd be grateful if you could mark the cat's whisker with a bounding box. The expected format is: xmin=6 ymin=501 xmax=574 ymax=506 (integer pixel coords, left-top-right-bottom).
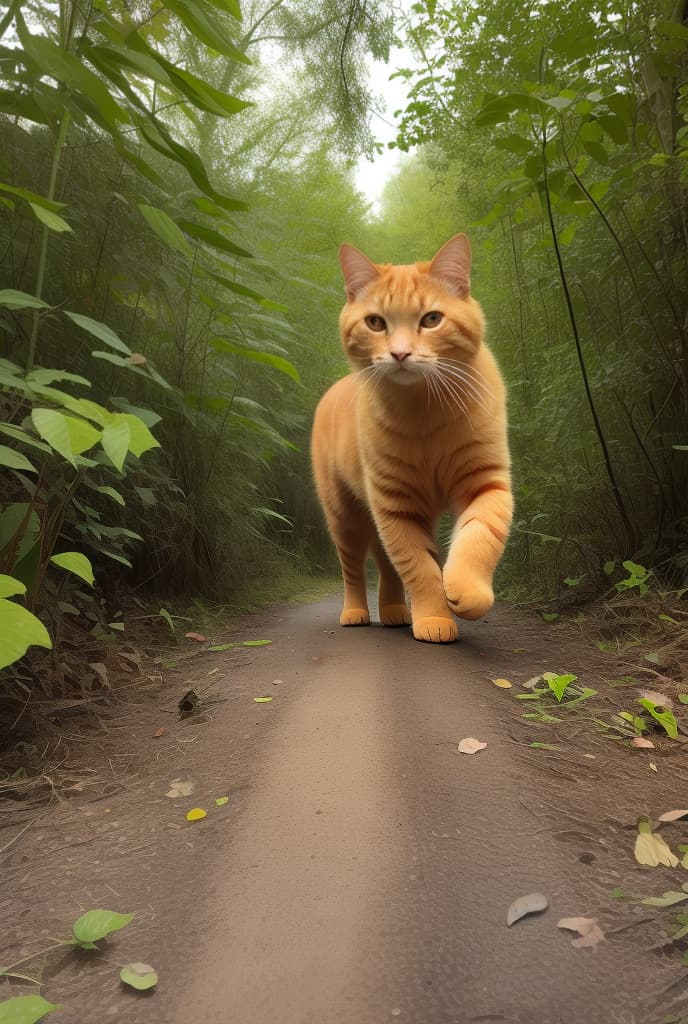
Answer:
xmin=435 ymin=359 xmax=496 ymax=399
xmin=425 ymin=367 xmax=470 ymax=419
xmin=433 ymin=363 xmax=490 ymax=408
xmin=435 ymin=373 xmax=474 ymax=428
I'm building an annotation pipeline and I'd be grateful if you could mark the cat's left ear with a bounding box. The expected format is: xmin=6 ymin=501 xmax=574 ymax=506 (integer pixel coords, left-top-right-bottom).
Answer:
xmin=340 ymin=244 xmax=380 ymax=302
xmin=430 ymin=234 xmax=472 ymax=297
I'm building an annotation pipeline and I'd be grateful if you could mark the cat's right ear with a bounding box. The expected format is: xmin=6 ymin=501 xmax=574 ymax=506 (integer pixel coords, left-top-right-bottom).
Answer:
xmin=339 ymin=244 xmax=380 ymax=302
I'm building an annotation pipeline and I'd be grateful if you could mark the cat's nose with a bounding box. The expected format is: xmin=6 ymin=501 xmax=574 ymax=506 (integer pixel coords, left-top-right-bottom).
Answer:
xmin=390 ymin=349 xmax=411 ymax=362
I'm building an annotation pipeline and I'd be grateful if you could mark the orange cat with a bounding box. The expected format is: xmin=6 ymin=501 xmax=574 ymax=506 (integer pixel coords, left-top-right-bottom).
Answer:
xmin=311 ymin=235 xmax=512 ymax=643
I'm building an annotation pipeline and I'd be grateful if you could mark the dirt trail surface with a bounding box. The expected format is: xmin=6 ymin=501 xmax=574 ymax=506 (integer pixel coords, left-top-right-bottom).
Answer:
xmin=2 ymin=597 xmax=688 ymax=1024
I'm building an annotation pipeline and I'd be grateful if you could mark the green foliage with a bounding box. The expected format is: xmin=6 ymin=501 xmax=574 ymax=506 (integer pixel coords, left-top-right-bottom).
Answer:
xmin=0 ymin=996 xmax=62 ymax=1024
xmin=388 ymin=0 xmax=688 ymax=602
xmin=72 ymin=909 xmax=135 ymax=949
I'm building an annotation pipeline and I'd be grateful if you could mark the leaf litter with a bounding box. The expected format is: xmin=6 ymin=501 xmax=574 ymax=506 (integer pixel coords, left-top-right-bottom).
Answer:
xmin=506 ymin=892 xmax=548 ymax=926
xmin=457 ymin=737 xmax=487 ymax=754
xmin=634 ymin=816 xmax=679 ymax=867
xmin=557 ymin=917 xmax=605 ymax=948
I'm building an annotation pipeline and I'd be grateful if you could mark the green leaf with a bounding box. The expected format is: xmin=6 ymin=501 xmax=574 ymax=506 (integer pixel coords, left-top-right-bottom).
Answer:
xmin=0 ymin=445 xmax=36 ymax=473
xmin=211 ymin=338 xmax=300 ymax=382
xmin=138 ymin=203 xmax=193 ymax=256
xmin=28 ymin=202 xmax=72 ymax=233
xmin=545 ymin=672 xmax=577 ymax=702
xmin=0 ymin=596 xmax=52 ymax=670
xmin=0 ymin=574 xmax=26 ymax=599
xmin=50 ymin=552 xmax=95 ymax=587
xmin=0 ymin=182 xmax=66 ymax=212
xmin=0 ymin=424 xmax=50 ymax=455
xmin=603 ymin=560 xmax=616 ymax=575
xmin=177 ymin=219 xmax=253 ymax=258
xmin=32 ymin=408 xmax=101 ymax=460
xmin=117 ymin=413 xmax=160 ymax=457
xmin=0 ymin=995 xmax=62 ymax=1024
xmin=637 ymin=698 xmax=679 ymax=739
xmin=162 ymin=0 xmax=251 ymax=63
xmin=640 ymin=890 xmax=688 ymax=908
xmin=72 ymin=909 xmax=134 ymax=947
xmin=95 ymin=485 xmax=125 ymax=507
xmin=101 ymin=420 xmax=131 ymax=471
xmin=120 ymin=962 xmax=158 ymax=991
xmin=25 ymin=368 xmax=91 ymax=388
xmin=64 ymin=310 xmax=132 ymax=355
xmin=0 ymin=289 xmax=50 ymax=310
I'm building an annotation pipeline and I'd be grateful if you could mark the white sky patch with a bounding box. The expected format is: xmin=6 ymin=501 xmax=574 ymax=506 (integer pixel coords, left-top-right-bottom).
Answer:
xmin=354 ymin=40 xmax=419 ymax=213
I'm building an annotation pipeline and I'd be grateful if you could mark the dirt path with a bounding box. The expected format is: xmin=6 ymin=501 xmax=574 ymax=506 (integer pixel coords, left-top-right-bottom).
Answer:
xmin=2 ymin=597 xmax=687 ymax=1023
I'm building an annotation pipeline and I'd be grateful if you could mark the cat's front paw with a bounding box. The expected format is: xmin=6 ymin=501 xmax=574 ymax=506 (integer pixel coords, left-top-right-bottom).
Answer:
xmin=412 ymin=615 xmax=458 ymax=643
xmin=443 ymin=574 xmax=494 ymax=620
xmin=340 ymin=607 xmax=371 ymax=626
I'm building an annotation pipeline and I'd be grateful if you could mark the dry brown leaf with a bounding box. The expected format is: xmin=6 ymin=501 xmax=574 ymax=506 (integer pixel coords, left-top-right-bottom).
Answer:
xmin=167 ymin=778 xmax=194 ymax=799
xmin=658 ymin=809 xmax=688 ymax=823
xmin=630 ymin=737 xmax=655 ymax=748
xmin=457 ymin=737 xmax=487 ymax=755
xmin=638 ymin=689 xmax=674 ymax=708
xmin=184 ymin=631 xmax=206 ymax=642
xmin=557 ymin=917 xmax=605 ymax=948
xmin=491 ymin=677 xmax=513 ymax=689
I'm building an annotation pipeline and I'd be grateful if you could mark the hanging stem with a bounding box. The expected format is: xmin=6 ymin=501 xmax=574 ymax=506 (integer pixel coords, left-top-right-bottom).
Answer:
xmin=26 ymin=109 xmax=71 ymax=373
xmin=540 ymin=123 xmax=636 ymax=553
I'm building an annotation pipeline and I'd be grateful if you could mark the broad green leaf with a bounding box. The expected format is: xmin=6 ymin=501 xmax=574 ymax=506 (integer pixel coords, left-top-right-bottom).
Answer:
xmin=101 ymin=420 xmax=131 ymax=471
xmin=138 ymin=203 xmax=193 ymax=256
xmin=50 ymin=551 xmax=95 ymax=586
xmin=110 ymin=398 xmax=162 ymax=427
xmin=120 ymin=962 xmax=158 ymax=991
xmin=0 ymin=574 xmax=26 ymax=599
xmin=0 ymin=995 xmax=62 ymax=1024
xmin=641 ymin=890 xmax=688 ymax=908
xmin=0 ymin=182 xmax=66 ymax=211
xmin=211 ymin=338 xmax=300 ymax=382
xmin=162 ymin=0 xmax=251 ymax=63
xmin=72 ymin=909 xmax=134 ymax=947
xmin=28 ymin=202 xmax=72 ymax=233
xmin=32 ymin=409 xmax=101 ymax=460
xmin=95 ymin=485 xmax=125 ymax=506
xmin=0 ymin=596 xmax=52 ymax=670
xmin=25 ymin=368 xmax=91 ymax=388
xmin=117 ymin=414 xmax=160 ymax=457
xmin=177 ymin=218 xmax=253 ymax=258
xmin=545 ymin=672 xmax=577 ymax=701
xmin=637 ymin=698 xmax=678 ymax=739
xmin=64 ymin=311 xmax=132 ymax=355
xmin=0 ymin=445 xmax=35 ymax=473
xmin=0 ymin=289 xmax=49 ymax=310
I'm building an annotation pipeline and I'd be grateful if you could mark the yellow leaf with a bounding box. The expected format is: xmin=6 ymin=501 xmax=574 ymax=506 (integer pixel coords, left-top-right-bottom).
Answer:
xmin=492 ymin=677 xmax=513 ymax=689
xmin=253 ymin=696 xmax=273 ymax=703
xmin=186 ymin=807 xmax=206 ymax=822
xmin=215 ymin=796 xmax=229 ymax=806
xmin=634 ymin=829 xmax=679 ymax=868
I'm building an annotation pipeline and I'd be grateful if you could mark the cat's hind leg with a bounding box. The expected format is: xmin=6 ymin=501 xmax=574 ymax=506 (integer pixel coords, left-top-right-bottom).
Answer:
xmin=370 ymin=536 xmax=411 ymax=626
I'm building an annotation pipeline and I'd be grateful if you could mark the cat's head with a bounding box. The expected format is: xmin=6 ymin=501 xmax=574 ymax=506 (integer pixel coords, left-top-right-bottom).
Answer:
xmin=338 ymin=235 xmax=485 ymax=385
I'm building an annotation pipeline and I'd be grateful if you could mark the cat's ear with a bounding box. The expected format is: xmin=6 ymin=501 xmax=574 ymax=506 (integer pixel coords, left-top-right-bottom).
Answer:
xmin=430 ymin=234 xmax=472 ymax=297
xmin=339 ymin=244 xmax=380 ymax=301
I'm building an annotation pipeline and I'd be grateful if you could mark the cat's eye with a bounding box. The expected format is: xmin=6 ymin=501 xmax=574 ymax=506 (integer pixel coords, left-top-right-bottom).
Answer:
xmin=365 ymin=315 xmax=386 ymax=332
xmin=420 ymin=311 xmax=443 ymax=328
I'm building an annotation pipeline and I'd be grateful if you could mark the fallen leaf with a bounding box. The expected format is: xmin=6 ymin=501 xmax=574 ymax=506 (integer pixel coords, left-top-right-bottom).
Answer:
xmin=253 ymin=696 xmax=273 ymax=703
xmin=184 ymin=631 xmax=206 ymax=642
xmin=457 ymin=737 xmax=487 ymax=754
xmin=153 ymin=727 xmax=166 ymax=738
xmin=658 ymin=809 xmax=688 ymax=823
xmin=638 ymin=689 xmax=674 ymax=708
xmin=630 ymin=737 xmax=655 ymax=748
xmin=634 ymin=816 xmax=679 ymax=867
xmin=523 ymin=675 xmax=543 ymax=690
xmin=167 ymin=778 xmax=194 ymax=798
xmin=649 ymin=762 xmax=658 ymax=772
xmin=120 ymin=962 xmax=157 ymax=990
xmin=272 ymin=678 xmax=283 ymax=686
xmin=512 ymin=648 xmax=527 ymax=653
xmin=186 ymin=807 xmax=206 ymax=822
xmin=641 ymin=889 xmax=688 ymax=907
xmin=507 ymin=892 xmax=548 ymax=926
xmin=557 ymin=917 xmax=605 ymax=948
xmin=491 ymin=677 xmax=513 ymax=689
xmin=215 ymin=796 xmax=229 ymax=806
xmin=583 ymin=754 xmax=596 ymax=759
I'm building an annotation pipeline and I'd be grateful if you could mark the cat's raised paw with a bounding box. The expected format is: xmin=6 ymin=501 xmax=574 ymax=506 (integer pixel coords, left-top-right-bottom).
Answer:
xmin=340 ymin=608 xmax=371 ymax=627
xmin=412 ymin=616 xmax=458 ymax=643
xmin=380 ymin=604 xmax=412 ymax=627
xmin=444 ymin=582 xmax=494 ymax=620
